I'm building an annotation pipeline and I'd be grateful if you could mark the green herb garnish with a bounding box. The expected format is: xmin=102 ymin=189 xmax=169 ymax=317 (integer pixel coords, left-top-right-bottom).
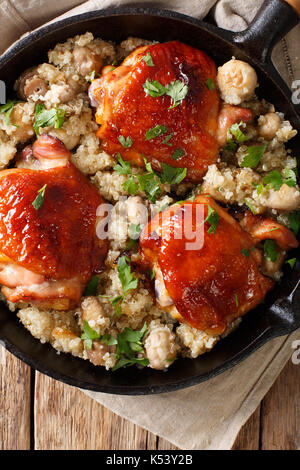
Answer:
xmin=118 ymin=135 xmax=133 ymax=148
xmin=129 ymin=223 xmax=142 ymax=240
xmin=109 ymin=256 xmax=139 ymax=317
xmin=81 ymin=320 xmax=100 ymax=350
xmin=227 ymin=121 xmax=249 ymax=144
xmin=143 ymin=79 xmax=166 ymax=97
xmin=241 ymin=145 xmax=267 ymax=168
xmin=171 ymin=148 xmax=185 ymax=160
xmin=206 ymin=78 xmax=216 ymax=90
xmin=264 ymin=239 xmax=278 ymax=262
xmin=162 ymin=134 xmax=173 ymax=146
xmin=113 ymin=153 xmax=131 ymax=175
xmin=202 ymin=205 xmax=219 ymax=235
xmin=160 ymin=163 xmax=187 ymax=185
xmin=0 ymin=100 xmax=22 ymax=126
xmin=234 ymin=294 xmax=239 ymax=307
xmin=286 ymin=258 xmax=296 ymax=269
xmin=32 ymin=184 xmax=47 ymax=210
xmin=288 ymin=211 xmax=300 ymax=236
xmin=112 ymin=322 xmax=149 ymax=371
xmin=33 ymin=103 xmax=65 ymax=137
xmin=142 ymin=52 xmax=155 ymax=67
xmin=145 ymin=125 xmax=168 ymax=141
xmin=83 ymin=275 xmax=99 ymax=296
xmin=241 ymin=248 xmax=250 ymax=257
xmin=165 ymin=80 xmax=189 ymax=109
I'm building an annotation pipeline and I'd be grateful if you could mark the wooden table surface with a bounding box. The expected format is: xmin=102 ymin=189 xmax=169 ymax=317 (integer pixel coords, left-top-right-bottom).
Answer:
xmin=0 ymin=346 xmax=299 ymax=450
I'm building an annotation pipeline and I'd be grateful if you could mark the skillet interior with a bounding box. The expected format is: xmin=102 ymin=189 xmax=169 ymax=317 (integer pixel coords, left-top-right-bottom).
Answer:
xmin=0 ymin=8 xmax=299 ymax=394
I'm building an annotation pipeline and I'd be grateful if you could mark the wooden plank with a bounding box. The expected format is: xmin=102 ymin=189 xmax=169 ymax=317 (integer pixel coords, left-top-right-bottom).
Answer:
xmin=34 ymin=372 xmax=150 ymax=450
xmin=261 ymin=360 xmax=300 ymax=450
xmin=232 ymin=405 xmax=261 ymax=450
xmin=0 ymin=347 xmax=31 ymax=450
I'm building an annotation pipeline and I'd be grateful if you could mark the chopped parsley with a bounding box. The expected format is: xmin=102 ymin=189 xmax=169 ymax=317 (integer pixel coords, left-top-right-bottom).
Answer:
xmin=145 ymin=125 xmax=168 ymax=141
xmin=138 ymin=171 xmax=162 ymax=202
xmin=129 ymin=223 xmax=142 ymax=240
xmin=0 ymin=100 xmax=22 ymax=126
xmin=234 ymin=294 xmax=239 ymax=307
xmin=171 ymin=148 xmax=185 ymax=160
xmin=241 ymin=248 xmax=250 ymax=257
xmin=241 ymin=145 xmax=267 ymax=168
xmin=288 ymin=211 xmax=300 ymax=236
xmin=282 ymin=168 xmax=297 ymax=187
xmin=286 ymin=258 xmax=296 ymax=269
xmin=113 ymin=153 xmax=131 ymax=175
xmin=227 ymin=121 xmax=249 ymax=143
xmin=244 ymin=199 xmax=257 ymax=214
xmin=206 ymin=78 xmax=216 ymax=90
xmin=83 ymin=275 xmax=99 ymax=296
xmin=118 ymin=135 xmax=133 ymax=148
xmin=165 ymin=80 xmax=189 ymax=109
xmin=263 ymin=239 xmax=278 ymax=263
xmin=262 ymin=168 xmax=297 ymax=191
xmin=160 ymin=163 xmax=187 ymax=185
xmin=89 ymin=70 xmax=100 ymax=82
xmin=143 ymin=79 xmax=166 ymax=97
xmin=162 ymin=134 xmax=173 ymax=146
xmin=81 ymin=321 xmax=117 ymax=350
xmin=81 ymin=320 xmax=100 ymax=350
xmin=32 ymin=184 xmax=47 ymax=210
xmin=33 ymin=103 xmax=65 ymax=137
xmin=202 ymin=205 xmax=219 ymax=235
xmin=112 ymin=322 xmax=149 ymax=371
xmin=142 ymin=52 xmax=155 ymax=67
xmin=122 ymin=175 xmax=139 ymax=195
xmin=143 ymin=78 xmax=188 ymax=108
xmin=109 ymin=256 xmax=139 ymax=317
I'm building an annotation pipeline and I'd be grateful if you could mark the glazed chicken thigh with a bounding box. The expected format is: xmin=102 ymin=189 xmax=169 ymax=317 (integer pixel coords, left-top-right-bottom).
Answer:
xmin=90 ymin=41 xmax=252 ymax=181
xmin=0 ymin=135 xmax=108 ymax=310
xmin=139 ymin=195 xmax=298 ymax=334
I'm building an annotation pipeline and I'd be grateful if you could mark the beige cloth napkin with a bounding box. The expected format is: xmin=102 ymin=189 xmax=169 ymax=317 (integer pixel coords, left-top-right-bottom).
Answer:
xmin=0 ymin=0 xmax=299 ymax=450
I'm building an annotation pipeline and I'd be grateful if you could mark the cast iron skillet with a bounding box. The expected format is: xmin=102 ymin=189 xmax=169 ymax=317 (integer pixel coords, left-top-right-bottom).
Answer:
xmin=0 ymin=0 xmax=299 ymax=395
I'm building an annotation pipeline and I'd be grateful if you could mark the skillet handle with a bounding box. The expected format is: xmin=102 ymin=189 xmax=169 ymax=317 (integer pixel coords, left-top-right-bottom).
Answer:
xmin=232 ymin=0 xmax=299 ymax=63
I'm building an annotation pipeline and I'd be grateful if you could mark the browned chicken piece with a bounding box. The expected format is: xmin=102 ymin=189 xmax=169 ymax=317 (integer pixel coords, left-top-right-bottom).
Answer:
xmin=89 ymin=41 xmax=252 ymax=182
xmin=139 ymin=195 xmax=298 ymax=334
xmin=0 ymin=135 xmax=108 ymax=310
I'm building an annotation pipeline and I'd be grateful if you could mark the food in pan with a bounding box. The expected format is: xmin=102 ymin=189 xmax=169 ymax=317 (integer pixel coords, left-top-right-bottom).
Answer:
xmin=0 ymin=33 xmax=298 ymax=371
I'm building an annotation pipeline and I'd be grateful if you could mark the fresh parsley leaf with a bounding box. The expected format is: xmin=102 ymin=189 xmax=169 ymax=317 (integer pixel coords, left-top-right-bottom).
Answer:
xmin=241 ymin=248 xmax=250 ymax=257
xmin=137 ymin=172 xmax=161 ymax=203
xmin=142 ymin=52 xmax=155 ymax=66
xmin=234 ymin=294 xmax=239 ymax=307
xmin=113 ymin=153 xmax=131 ymax=175
xmin=32 ymin=184 xmax=47 ymax=210
xmin=244 ymin=199 xmax=257 ymax=214
xmin=160 ymin=163 xmax=187 ymax=185
xmin=256 ymin=182 xmax=265 ymax=195
xmin=264 ymin=239 xmax=278 ymax=262
xmin=118 ymin=135 xmax=133 ymax=148
xmin=117 ymin=256 xmax=138 ymax=295
xmin=241 ymin=145 xmax=267 ymax=168
xmin=162 ymin=134 xmax=173 ymax=146
xmin=143 ymin=79 xmax=166 ymax=97
xmin=206 ymin=206 xmax=219 ymax=235
xmin=0 ymin=100 xmax=22 ymax=126
xmin=89 ymin=70 xmax=100 ymax=82
xmin=100 ymin=334 xmax=118 ymax=346
xmin=224 ymin=140 xmax=238 ymax=152
xmin=286 ymin=258 xmax=296 ymax=269
xmin=283 ymin=168 xmax=297 ymax=187
xmin=263 ymin=171 xmax=283 ymax=191
xmin=227 ymin=121 xmax=249 ymax=143
xmin=165 ymin=80 xmax=188 ymax=109
xmin=81 ymin=320 xmax=100 ymax=350
xmin=33 ymin=103 xmax=65 ymax=137
xmin=122 ymin=175 xmax=139 ymax=195
xmin=112 ymin=322 xmax=149 ymax=371
xmin=206 ymin=78 xmax=215 ymax=90
xmin=288 ymin=211 xmax=300 ymax=236
xmin=83 ymin=275 xmax=99 ymax=296
xmin=171 ymin=148 xmax=185 ymax=160
xmin=129 ymin=223 xmax=142 ymax=240
xmin=145 ymin=124 xmax=168 ymax=141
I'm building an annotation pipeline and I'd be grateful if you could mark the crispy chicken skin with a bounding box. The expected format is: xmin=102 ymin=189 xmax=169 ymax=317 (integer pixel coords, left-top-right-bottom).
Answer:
xmin=139 ymin=195 xmax=298 ymax=334
xmin=0 ymin=135 xmax=108 ymax=309
xmin=90 ymin=41 xmax=252 ymax=182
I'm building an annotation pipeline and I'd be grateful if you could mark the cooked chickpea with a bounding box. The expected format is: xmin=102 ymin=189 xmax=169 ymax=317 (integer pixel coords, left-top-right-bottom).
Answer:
xmin=260 ymin=184 xmax=300 ymax=211
xmin=23 ymin=77 xmax=48 ymax=100
xmin=15 ymin=67 xmax=37 ymax=100
xmin=73 ymin=46 xmax=103 ymax=77
xmin=145 ymin=326 xmax=177 ymax=370
xmin=80 ymin=296 xmax=110 ymax=334
xmin=86 ymin=341 xmax=116 ymax=366
xmin=217 ymin=59 xmax=257 ymax=105
xmin=257 ymin=113 xmax=282 ymax=140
